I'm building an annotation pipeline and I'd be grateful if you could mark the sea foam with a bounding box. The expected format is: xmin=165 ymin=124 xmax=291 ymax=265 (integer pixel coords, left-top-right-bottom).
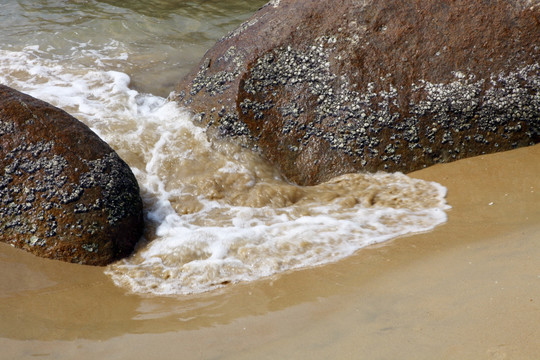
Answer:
xmin=0 ymin=46 xmax=449 ymax=296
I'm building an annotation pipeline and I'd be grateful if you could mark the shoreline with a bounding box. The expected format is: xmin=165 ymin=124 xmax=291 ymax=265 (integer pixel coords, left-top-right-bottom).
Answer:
xmin=1 ymin=144 xmax=539 ymax=359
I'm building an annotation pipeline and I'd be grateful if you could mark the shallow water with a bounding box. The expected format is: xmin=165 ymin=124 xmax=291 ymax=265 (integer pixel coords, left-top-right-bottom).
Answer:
xmin=0 ymin=0 xmax=449 ymax=295
xmin=1 ymin=0 xmax=268 ymax=96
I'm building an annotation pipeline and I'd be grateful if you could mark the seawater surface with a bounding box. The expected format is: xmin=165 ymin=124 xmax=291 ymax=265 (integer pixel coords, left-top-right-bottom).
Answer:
xmin=0 ymin=0 xmax=449 ymax=295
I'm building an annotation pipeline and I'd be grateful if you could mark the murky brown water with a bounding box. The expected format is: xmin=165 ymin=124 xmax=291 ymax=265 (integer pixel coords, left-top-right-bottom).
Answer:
xmin=1 ymin=1 xmax=539 ymax=358
xmin=1 ymin=144 xmax=539 ymax=359
xmin=0 ymin=0 xmax=448 ymax=295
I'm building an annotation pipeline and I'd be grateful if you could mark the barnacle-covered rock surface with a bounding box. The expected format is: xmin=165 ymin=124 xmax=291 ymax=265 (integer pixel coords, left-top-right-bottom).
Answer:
xmin=175 ymin=0 xmax=540 ymax=185
xmin=0 ymin=84 xmax=144 ymax=265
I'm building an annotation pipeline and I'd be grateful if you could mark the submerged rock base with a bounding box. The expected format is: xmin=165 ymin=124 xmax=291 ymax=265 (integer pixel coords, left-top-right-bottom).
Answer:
xmin=0 ymin=84 xmax=144 ymax=266
xmin=175 ymin=0 xmax=540 ymax=185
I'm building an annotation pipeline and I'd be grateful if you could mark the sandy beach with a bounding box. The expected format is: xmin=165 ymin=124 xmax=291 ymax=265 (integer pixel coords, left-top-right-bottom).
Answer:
xmin=1 ymin=144 xmax=539 ymax=360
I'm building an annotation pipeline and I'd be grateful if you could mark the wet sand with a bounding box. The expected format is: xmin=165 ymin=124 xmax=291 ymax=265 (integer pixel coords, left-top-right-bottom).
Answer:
xmin=1 ymin=144 xmax=539 ymax=360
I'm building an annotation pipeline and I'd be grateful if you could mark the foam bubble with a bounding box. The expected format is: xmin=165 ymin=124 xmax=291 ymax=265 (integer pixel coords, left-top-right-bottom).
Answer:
xmin=0 ymin=46 xmax=449 ymax=296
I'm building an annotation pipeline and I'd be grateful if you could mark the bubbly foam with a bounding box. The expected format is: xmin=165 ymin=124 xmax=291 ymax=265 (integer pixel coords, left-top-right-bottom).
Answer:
xmin=0 ymin=46 xmax=449 ymax=296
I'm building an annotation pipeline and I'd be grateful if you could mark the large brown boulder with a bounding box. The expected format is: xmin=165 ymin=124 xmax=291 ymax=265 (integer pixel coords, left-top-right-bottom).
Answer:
xmin=175 ymin=0 xmax=540 ymax=185
xmin=0 ymin=85 xmax=143 ymax=265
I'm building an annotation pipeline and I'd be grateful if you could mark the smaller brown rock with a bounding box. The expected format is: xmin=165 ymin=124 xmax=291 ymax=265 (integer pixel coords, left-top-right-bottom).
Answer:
xmin=0 ymin=84 xmax=144 ymax=266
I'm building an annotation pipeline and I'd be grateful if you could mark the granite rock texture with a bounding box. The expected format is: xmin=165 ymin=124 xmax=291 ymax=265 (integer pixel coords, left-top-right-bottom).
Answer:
xmin=175 ymin=0 xmax=540 ymax=185
xmin=0 ymin=84 xmax=144 ymax=265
